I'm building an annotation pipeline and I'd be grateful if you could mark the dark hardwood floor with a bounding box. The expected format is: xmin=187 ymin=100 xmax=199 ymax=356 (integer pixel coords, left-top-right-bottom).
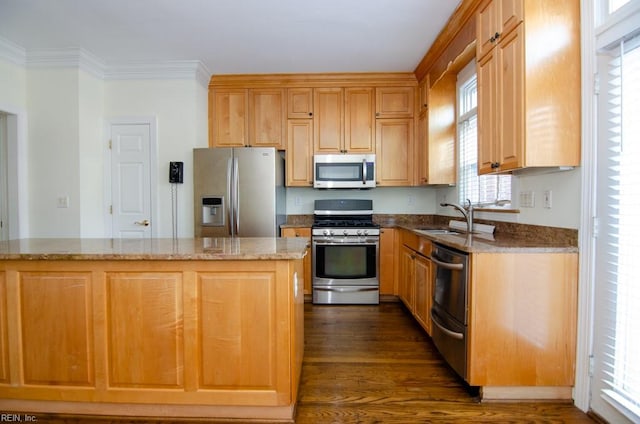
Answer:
xmin=294 ymin=303 xmax=595 ymax=423
xmin=31 ymin=302 xmax=595 ymax=424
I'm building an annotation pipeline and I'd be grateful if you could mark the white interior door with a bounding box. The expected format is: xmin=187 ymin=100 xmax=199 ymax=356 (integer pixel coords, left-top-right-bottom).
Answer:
xmin=110 ymin=123 xmax=152 ymax=238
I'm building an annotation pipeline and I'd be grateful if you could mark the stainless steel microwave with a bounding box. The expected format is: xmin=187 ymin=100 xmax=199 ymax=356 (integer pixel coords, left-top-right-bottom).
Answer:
xmin=313 ymin=154 xmax=376 ymax=189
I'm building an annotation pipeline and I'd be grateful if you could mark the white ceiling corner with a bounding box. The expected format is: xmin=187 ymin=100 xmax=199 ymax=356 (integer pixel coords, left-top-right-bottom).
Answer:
xmin=0 ymin=0 xmax=462 ymax=78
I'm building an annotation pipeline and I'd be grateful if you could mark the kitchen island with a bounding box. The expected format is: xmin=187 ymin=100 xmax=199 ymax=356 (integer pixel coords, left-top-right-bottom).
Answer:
xmin=0 ymin=238 xmax=307 ymax=422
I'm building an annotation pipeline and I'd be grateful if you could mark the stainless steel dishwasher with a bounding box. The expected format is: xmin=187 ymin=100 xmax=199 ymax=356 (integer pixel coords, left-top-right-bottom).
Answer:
xmin=430 ymin=243 xmax=469 ymax=380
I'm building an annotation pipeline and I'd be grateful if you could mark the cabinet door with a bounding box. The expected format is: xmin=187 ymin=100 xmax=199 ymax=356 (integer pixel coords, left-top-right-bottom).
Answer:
xmin=286 ymin=120 xmax=314 ymax=186
xmin=249 ymin=89 xmax=285 ymax=149
xmin=415 ymin=110 xmax=429 ymax=185
xmin=0 ymin=274 xmax=6 ymax=384
xmin=399 ymin=246 xmax=415 ymax=310
xmin=426 ymin=74 xmax=456 ymax=184
xmin=376 ymin=119 xmax=414 ymax=186
xmin=413 ymin=255 xmax=432 ymax=335
xmin=379 ymin=228 xmax=396 ymax=295
xmin=496 ymin=25 xmax=524 ymax=172
xmin=476 ymin=0 xmax=523 ymax=59
xmin=477 ymin=49 xmax=498 ymax=174
xmin=418 ymin=77 xmax=429 ymax=114
xmin=476 ymin=0 xmax=498 ymax=59
xmin=288 ymin=88 xmax=313 ymax=119
xmin=314 ymin=88 xmax=344 ymax=153
xmin=211 ymin=89 xmax=248 ymax=147
xmin=344 ymin=88 xmax=375 ymax=153
xmin=375 ymin=87 xmax=415 ymax=118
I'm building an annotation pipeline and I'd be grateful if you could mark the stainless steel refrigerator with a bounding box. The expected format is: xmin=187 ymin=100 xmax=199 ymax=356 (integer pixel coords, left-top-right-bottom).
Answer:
xmin=193 ymin=147 xmax=286 ymax=237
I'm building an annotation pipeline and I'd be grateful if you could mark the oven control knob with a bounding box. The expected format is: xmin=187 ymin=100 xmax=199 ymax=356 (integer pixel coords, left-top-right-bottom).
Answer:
xmin=363 ymin=230 xmax=369 ymax=236
xmin=330 ymin=230 xmax=335 ymax=236
xmin=323 ymin=230 xmax=329 ymax=236
xmin=356 ymin=230 xmax=362 ymax=236
xmin=343 ymin=230 xmax=348 ymax=236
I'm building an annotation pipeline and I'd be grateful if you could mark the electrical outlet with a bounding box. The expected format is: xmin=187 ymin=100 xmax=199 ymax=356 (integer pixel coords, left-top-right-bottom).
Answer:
xmin=408 ymin=195 xmax=415 ymax=205
xmin=57 ymin=196 xmax=70 ymax=208
xmin=519 ymin=191 xmax=535 ymax=208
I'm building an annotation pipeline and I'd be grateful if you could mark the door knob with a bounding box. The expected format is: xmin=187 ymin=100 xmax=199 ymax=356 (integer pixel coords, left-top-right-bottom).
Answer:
xmin=135 ymin=219 xmax=150 ymax=226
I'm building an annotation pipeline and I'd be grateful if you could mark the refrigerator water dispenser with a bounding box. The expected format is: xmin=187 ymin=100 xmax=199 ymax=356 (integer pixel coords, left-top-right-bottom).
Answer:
xmin=202 ymin=196 xmax=224 ymax=226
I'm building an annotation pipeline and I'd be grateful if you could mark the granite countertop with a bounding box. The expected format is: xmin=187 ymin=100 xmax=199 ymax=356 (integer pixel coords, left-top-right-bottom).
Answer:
xmin=0 ymin=238 xmax=309 ymax=261
xmin=398 ymin=224 xmax=578 ymax=253
xmin=283 ymin=214 xmax=578 ymax=254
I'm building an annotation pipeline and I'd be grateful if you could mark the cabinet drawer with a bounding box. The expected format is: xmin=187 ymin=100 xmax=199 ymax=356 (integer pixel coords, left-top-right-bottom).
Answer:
xmin=402 ymin=230 xmax=432 ymax=258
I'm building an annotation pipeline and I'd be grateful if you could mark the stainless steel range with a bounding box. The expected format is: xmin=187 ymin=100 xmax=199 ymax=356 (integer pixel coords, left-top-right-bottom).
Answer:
xmin=311 ymin=199 xmax=380 ymax=305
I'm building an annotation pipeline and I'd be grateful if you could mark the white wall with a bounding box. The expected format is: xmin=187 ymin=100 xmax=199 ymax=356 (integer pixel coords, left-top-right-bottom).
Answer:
xmin=435 ymin=168 xmax=581 ymax=229
xmin=79 ymin=71 xmax=105 ymax=237
xmin=104 ymin=79 xmax=208 ymax=237
xmin=26 ymin=68 xmax=82 ymax=237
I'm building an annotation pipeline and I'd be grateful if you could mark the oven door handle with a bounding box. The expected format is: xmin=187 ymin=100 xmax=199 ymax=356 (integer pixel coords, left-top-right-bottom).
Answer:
xmin=430 ymin=310 xmax=464 ymax=340
xmin=431 ymin=253 xmax=464 ymax=270
xmin=312 ymin=240 xmax=378 ymax=246
xmin=315 ymin=287 xmax=379 ymax=293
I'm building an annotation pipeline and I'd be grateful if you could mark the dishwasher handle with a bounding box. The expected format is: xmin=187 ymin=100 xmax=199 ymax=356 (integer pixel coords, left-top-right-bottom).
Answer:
xmin=430 ymin=309 xmax=464 ymax=340
xmin=431 ymin=253 xmax=464 ymax=270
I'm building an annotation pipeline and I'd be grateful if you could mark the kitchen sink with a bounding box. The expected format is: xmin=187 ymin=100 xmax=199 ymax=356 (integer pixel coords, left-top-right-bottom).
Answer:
xmin=415 ymin=229 xmax=461 ymax=236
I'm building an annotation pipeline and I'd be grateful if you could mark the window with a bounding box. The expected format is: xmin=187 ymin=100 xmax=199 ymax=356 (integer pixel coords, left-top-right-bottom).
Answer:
xmin=591 ymin=1 xmax=640 ymax=421
xmin=457 ymin=63 xmax=511 ymax=206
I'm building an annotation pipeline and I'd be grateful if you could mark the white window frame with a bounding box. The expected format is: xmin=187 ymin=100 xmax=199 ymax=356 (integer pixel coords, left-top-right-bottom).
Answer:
xmin=576 ymin=0 xmax=640 ymax=418
xmin=456 ymin=61 xmax=511 ymax=208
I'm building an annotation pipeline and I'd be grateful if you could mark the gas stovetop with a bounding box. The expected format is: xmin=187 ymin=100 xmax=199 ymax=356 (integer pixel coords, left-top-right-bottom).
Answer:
xmin=312 ymin=199 xmax=378 ymax=236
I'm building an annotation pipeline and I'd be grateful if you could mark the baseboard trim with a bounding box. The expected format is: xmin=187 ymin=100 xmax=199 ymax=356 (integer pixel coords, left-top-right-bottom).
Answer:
xmin=480 ymin=386 xmax=573 ymax=402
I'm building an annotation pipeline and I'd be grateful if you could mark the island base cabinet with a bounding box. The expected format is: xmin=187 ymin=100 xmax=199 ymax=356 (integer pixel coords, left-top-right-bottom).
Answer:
xmin=467 ymin=252 xmax=578 ymax=399
xmin=0 ymin=260 xmax=304 ymax=421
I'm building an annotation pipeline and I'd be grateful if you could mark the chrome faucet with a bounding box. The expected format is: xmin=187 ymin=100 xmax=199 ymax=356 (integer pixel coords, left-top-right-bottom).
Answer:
xmin=440 ymin=199 xmax=474 ymax=233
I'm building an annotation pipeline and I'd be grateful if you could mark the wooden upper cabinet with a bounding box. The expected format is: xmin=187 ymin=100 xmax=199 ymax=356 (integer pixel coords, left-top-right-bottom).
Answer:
xmin=375 ymin=87 xmax=415 ymax=118
xmin=417 ymin=77 xmax=429 ymax=114
xmin=344 ymin=88 xmax=375 ymax=153
xmin=210 ymin=89 xmax=248 ymax=147
xmin=249 ymin=88 xmax=286 ymax=149
xmin=426 ymin=74 xmax=456 ymax=185
xmin=287 ymin=88 xmax=313 ymax=119
xmin=477 ymin=0 xmax=523 ymax=59
xmin=314 ymin=88 xmax=344 ymax=153
xmin=286 ymin=119 xmax=314 ymax=186
xmin=476 ymin=0 xmax=580 ymax=174
xmin=375 ymin=118 xmax=414 ymax=186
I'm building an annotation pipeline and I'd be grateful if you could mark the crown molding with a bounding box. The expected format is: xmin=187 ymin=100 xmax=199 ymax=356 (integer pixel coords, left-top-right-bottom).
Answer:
xmin=26 ymin=47 xmax=105 ymax=78
xmin=104 ymin=61 xmax=211 ymax=87
xmin=0 ymin=36 xmax=26 ymax=66
xmin=0 ymin=37 xmax=211 ymax=86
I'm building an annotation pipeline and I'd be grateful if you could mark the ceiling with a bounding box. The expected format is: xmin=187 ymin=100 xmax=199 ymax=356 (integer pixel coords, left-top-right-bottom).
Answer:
xmin=0 ymin=0 xmax=461 ymax=75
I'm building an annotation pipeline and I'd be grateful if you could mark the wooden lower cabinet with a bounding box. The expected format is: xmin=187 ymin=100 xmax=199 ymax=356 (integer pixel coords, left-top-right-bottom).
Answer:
xmin=379 ymin=228 xmax=396 ymax=295
xmin=0 ymin=259 xmax=304 ymax=421
xmin=281 ymin=227 xmax=311 ymax=295
xmin=0 ymin=273 xmax=8 ymax=384
xmin=399 ymin=233 xmax=432 ymax=336
xmin=468 ymin=252 xmax=578 ymax=394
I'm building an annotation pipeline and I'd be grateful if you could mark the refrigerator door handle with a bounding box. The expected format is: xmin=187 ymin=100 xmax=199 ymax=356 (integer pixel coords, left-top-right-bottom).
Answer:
xmin=233 ymin=157 xmax=240 ymax=235
xmin=226 ymin=157 xmax=233 ymax=235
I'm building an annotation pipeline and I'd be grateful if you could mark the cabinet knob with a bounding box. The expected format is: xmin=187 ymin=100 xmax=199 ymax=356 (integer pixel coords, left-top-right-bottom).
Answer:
xmin=376 ymin=112 xmax=380 ymax=117
xmin=309 ymin=112 xmax=313 ymax=117
xmin=491 ymin=162 xmax=501 ymax=169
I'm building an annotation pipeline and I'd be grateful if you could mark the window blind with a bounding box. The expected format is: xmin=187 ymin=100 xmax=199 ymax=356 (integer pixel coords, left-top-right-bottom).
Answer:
xmin=592 ymin=34 xmax=640 ymax=423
